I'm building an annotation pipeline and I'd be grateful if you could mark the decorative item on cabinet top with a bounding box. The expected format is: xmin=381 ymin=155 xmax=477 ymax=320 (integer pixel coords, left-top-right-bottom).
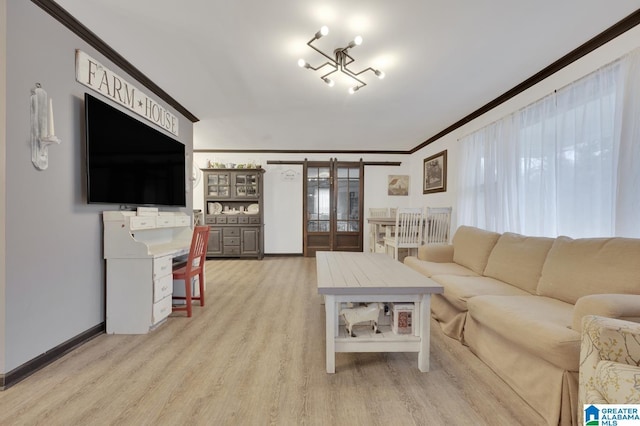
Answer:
xmin=206 ymin=161 xmax=262 ymax=169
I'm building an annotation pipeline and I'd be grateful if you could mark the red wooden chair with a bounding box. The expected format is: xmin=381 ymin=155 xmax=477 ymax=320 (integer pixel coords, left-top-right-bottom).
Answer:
xmin=172 ymin=226 xmax=210 ymax=317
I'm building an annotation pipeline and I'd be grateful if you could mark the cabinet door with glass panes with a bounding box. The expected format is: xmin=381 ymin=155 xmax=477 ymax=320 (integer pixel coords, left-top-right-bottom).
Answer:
xmin=234 ymin=172 xmax=260 ymax=198
xmin=205 ymin=172 xmax=230 ymax=198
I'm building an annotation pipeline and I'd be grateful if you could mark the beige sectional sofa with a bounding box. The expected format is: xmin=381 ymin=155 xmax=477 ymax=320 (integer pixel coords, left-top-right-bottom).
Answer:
xmin=403 ymin=226 xmax=640 ymax=426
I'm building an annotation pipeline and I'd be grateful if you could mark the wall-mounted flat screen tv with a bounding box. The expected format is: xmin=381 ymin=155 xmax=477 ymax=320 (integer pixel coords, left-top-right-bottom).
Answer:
xmin=85 ymin=93 xmax=186 ymax=207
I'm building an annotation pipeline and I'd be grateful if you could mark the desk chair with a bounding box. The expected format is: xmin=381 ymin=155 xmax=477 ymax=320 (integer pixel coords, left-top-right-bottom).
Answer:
xmin=172 ymin=225 xmax=210 ymax=317
xmin=384 ymin=207 xmax=424 ymax=261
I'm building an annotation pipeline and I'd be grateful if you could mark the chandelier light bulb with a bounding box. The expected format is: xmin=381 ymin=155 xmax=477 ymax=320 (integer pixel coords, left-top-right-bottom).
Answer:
xmin=298 ymin=58 xmax=306 ymax=68
xmin=354 ymin=35 xmax=363 ymax=46
xmin=375 ymin=70 xmax=385 ymax=79
xmin=349 ymin=86 xmax=360 ymax=94
xmin=322 ymin=77 xmax=335 ymax=87
xmin=315 ymin=25 xmax=329 ymax=39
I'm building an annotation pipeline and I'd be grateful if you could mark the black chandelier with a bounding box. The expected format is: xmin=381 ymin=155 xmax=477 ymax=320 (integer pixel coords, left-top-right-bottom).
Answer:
xmin=298 ymin=26 xmax=385 ymax=94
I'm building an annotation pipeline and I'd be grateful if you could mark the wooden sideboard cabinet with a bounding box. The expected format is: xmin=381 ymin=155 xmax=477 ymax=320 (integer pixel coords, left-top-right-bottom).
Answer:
xmin=103 ymin=210 xmax=192 ymax=334
xmin=202 ymin=168 xmax=265 ymax=259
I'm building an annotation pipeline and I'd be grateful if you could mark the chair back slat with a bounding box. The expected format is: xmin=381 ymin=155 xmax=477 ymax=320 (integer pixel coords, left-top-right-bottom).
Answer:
xmin=188 ymin=226 xmax=210 ymax=270
xmin=425 ymin=207 xmax=452 ymax=244
xmin=394 ymin=207 xmax=424 ymax=247
xmin=368 ymin=208 xmax=389 ymax=218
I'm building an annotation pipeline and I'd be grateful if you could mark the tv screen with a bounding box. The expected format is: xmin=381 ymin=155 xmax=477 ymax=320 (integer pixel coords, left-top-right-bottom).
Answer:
xmin=85 ymin=93 xmax=186 ymax=207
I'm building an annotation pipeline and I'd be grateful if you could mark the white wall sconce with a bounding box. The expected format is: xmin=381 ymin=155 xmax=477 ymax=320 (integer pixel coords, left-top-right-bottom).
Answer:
xmin=30 ymin=83 xmax=61 ymax=170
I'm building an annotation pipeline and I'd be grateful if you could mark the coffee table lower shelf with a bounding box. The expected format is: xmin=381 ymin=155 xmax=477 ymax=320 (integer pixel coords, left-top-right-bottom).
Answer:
xmin=335 ymin=325 xmax=421 ymax=353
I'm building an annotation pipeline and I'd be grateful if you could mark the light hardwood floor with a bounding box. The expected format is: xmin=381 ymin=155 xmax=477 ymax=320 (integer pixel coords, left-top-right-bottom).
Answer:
xmin=0 ymin=257 xmax=545 ymax=426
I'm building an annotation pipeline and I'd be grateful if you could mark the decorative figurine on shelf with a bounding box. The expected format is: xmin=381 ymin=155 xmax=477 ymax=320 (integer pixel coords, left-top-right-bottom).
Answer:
xmin=340 ymin=302 xmax=383 ymax=337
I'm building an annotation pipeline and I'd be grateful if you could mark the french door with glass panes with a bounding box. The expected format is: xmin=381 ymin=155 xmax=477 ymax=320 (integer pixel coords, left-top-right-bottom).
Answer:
xmin=303 ymin=159 xmax=363 ymax=256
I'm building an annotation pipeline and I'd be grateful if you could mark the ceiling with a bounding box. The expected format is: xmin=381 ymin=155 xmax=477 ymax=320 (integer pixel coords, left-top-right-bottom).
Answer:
xmin=53 ymin=1 xmax=640 ymax=152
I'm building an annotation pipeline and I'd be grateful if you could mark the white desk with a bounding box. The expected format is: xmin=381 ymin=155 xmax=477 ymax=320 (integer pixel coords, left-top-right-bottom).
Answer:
xmin=316 ymin=251 xmax=443 ymax=373
xmin=103 ymin=211 xmax=192 ymax=334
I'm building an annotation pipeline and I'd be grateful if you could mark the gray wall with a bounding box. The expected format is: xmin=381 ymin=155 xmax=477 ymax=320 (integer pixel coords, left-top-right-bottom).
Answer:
xmin=2 ymin=0 xmax=193 ymax=373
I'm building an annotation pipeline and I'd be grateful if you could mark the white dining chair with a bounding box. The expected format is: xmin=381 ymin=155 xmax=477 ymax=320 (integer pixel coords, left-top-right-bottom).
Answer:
xmin=425 ymin=207 xmax=452 ymax=245
xmin=368 ymin=208 xmax=389 ymax=252
xmin=384 ymin=207 xmax=424 ymax=261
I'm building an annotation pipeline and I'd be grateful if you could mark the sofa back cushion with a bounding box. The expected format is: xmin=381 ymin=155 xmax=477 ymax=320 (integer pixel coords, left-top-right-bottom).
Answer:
xmin=537 ymin=236 xmax=640 ymax=304
xmin=484 ymin=232 xmax=554 ymax=293
xmin=452 ymin=226 xmax=501 ymax=275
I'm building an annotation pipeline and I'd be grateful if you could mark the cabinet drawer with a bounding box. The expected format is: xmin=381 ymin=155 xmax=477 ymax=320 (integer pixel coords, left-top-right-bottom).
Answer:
xmin=157 ymin=216 xmax=176 ymax=227
xmin=153 ymin=274 xmax=173 ymax=303
xmin=249 ymin=216 xmax=260 ymax=224
xmin=224 ymin=237 xmax=240 ymax=246
xmin=224 ymin=246 xmax=241 ymax=255
xmin=238 ymin=216 xmax=249 ymax=224
xmin=153 ymin=256 xmax=173 ymax=279
xmin=223 ymin=227 xmax=240 ymax=237
xmin=216 ymin=217 xmax=227 ymax=224
xmin=130 ymin=216 xmax=156 ymax=230
xmin=227 ymin=216 xmax=238 ymax=224
xmin=152 ymin=295 xmax=172 ymax=324
xmin=205 ymin=216 xmax=216 ymax=224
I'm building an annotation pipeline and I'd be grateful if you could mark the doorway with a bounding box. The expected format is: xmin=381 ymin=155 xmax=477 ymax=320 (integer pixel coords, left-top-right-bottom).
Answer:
xmin=303 ymin=159 xmax=363 ymax=256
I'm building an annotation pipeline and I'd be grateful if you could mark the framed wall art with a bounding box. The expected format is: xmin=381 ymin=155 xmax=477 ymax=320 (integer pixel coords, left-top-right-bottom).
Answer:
xmin=423 ymin=150 xmax=447 ymax=194
xmin=388 ymin=175 xmax=409 ymax=196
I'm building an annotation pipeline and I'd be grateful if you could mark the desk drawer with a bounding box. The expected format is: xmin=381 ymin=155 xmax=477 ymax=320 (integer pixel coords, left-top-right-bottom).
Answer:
xmin=157 ymin=216 xmax=176 ymax=227
xmin=153 ymin=256 xmax=173 ymax=279
xmin=153 ymin=274 xmax=173 ymax=303
xmin=130 ymin=216 xmax=156 ymax=230
xmin=175 ymin=216 xmax=190 ymax=227
xmin=152 ymin=295 xmax=172 ymax=324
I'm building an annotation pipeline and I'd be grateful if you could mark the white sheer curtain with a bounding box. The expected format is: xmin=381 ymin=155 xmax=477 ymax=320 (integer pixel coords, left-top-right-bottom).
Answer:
xmin=458 ymin=48 xmax=640 ymax=238
xmin=614 ymin=48 xmax=640 ymax=237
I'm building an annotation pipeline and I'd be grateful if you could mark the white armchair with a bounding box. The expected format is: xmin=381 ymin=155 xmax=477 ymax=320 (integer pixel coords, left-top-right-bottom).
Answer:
xmin=579 ymin=315 xmax=640 ymax=423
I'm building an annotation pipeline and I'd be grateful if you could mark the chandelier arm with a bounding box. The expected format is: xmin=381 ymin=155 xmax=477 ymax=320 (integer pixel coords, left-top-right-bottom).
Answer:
xmin=343 ymin=65 xmax=377 ymax=77
xmin=308 ymin=61 xmax=337 ymax=72
xmin=320 ymin=68 xmax=338 ymax=80
xmin=307 ymin=39 xmax=337 ymax=64
xmin=342 ymin=71 xmax=367 ymax=88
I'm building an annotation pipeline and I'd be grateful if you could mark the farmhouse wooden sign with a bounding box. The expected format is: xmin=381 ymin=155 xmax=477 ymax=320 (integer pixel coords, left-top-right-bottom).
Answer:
xmin=75 ymin=50 xmax=179 ymax=136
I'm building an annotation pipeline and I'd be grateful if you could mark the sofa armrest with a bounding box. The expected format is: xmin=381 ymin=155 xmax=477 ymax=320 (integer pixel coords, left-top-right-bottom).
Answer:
xmin=416 ymin=244 xmax=454 ymax=262
xmin=572 ymin=294 xmax=640 ymax=332
xmin=579 ymin=315 xmax=640 ymax=421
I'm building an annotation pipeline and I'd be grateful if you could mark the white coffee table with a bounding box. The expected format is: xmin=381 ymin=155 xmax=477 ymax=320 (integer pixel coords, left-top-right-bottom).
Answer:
xmin=316 ymin=251 xmax=443 ymax=373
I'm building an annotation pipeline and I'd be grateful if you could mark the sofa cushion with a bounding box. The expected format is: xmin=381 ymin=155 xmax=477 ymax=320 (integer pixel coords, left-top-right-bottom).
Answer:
xmin=537 ymin=236 xmax=640 ymax=304
xmin=467 ymin=295 xmax=580 ymax=371
xmin=483 ymin=232 xmax=554 ymax=294
xmin=451 ymin=226 xmax=501 ymax=275
xmin=403 ymin=257 xmax=478 ymax=278
xmin=432 ymin=275 xmax=530 ymax=311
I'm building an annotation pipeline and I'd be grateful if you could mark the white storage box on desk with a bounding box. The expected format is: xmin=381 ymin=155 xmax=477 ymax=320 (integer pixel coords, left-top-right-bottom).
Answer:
xmin=391 ymin=303 xmax=414 ymax=335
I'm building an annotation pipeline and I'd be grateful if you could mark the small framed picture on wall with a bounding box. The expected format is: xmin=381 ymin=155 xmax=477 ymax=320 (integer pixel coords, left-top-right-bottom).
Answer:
xmin=423 ymin=150 xmax=447 ymax=194
xmin=388 ymin=175 xmax=409 ymax=196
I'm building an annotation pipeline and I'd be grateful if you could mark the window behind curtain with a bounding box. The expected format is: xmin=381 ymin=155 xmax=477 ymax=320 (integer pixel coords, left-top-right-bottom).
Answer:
xmin=457 ymin=52 xmax=640 ymax=238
